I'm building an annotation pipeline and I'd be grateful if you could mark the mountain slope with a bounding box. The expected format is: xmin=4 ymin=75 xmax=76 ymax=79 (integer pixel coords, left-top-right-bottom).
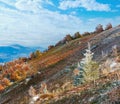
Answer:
xmin=0 ymin=26 xmax=120 ymax=104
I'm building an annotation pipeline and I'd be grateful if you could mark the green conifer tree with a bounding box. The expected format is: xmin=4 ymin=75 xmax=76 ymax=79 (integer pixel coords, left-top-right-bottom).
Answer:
xmin=81 ymin=43 xmax=99 ymax=83
xmin=73 ymin=43 xmax=99 ymax=86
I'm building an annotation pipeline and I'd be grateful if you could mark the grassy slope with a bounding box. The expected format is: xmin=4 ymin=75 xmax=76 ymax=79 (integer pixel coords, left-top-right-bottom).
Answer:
xmin=1 ymin=26 xmax=120 ymax=104
xmin=48 ymin=70 xmax=120 ymax=104
xmin=0 ymin=32 xmax=96 ymax=104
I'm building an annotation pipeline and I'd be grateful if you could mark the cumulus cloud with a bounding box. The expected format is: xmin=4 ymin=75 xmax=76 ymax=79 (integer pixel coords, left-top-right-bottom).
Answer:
xmin=15 ymin=0 xmax=42 ymax=13
xmin=59 ymin=0 xmax=111 ymax=11
xmin=0 ymin=0 xmax=118 ymax=48
xmin=15 ymin=0 xmax=55 ymax=13
xmin=0 ymin=0 xmax=83 ymax=47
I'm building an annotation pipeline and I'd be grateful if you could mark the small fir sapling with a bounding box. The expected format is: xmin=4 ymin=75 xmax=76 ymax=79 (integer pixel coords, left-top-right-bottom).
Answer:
xmin=81 ymin=43 xmax=99 ymax=84
xmin=73 ymin=43 xmax=99 ymax=86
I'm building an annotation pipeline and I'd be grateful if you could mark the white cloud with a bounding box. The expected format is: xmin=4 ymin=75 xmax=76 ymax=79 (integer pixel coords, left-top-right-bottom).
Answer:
xmin=15 ymin=0 xmax=54 ymax=13
xmin=0 ymin=0 xmax=83 ymax=47
xmin=0 ymin=0 xmax=119 ymax=48
xmin=15 ymin=0 xmax=42 ymax=13
xmin=59 ymin=0 xmax=111 ymax=11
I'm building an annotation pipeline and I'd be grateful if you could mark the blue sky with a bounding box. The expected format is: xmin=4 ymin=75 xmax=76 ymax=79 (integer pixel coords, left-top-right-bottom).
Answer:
xmin=0 ymin=0 xmax=120 ymax=48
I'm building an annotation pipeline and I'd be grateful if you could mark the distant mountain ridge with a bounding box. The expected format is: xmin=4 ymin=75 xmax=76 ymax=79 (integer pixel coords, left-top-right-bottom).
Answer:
xmin=0 ymin=44 xmax=45 ymax=63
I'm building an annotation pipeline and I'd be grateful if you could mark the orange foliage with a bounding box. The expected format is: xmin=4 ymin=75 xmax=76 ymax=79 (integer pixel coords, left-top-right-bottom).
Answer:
xmin=40 ymin=93 xmax=54 ymax=100
xmin=10 ymin=69 xmax=27 ymax=81
xmin=0 ymin=84 xmax=4 ymax=91
xmin=15 ymin=64 xmax=22 ymax=69
xmin=11 ymin=71 xmax=21 ymax=81
xmin=22 ymin=64 xmax=30 ymax=71
xmin=2 ymin=78 xmax=11 ymax=86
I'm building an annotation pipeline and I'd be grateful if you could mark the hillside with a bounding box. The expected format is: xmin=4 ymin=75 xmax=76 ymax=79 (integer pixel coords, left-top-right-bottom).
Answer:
xmin=0 ymin=26 xmax=120 ymax=104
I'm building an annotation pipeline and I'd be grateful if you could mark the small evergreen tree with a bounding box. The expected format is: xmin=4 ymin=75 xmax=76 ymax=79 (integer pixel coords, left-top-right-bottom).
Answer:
xmin=73 ymin=43 xmax=99 ymax=86
xmin=81 ymin=43 xmax=99 ymax=83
